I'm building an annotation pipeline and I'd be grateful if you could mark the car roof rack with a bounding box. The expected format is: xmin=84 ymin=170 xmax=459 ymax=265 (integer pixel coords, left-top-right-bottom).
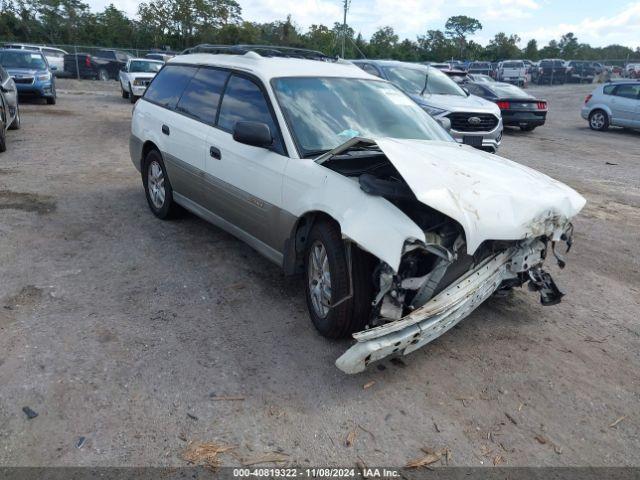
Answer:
xmin=180 ymin=44 xmax=335 ymax=61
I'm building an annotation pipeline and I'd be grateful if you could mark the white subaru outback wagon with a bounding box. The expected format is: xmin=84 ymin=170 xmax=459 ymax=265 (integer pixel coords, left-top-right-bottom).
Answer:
xmin=130 ymin=45 xmax=586 ymax=374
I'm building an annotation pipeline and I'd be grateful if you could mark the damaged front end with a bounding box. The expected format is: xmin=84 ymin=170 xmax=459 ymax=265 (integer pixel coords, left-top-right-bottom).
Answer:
xmin=336 ymin=231 xmax=573 ymax=374
xmin=316 ymin=137 xmax=585 ymax=374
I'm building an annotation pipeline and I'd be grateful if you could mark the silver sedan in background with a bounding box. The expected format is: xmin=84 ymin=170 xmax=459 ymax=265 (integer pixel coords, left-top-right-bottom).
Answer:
xmin=582 ymin=81 xmax=640 ymax=131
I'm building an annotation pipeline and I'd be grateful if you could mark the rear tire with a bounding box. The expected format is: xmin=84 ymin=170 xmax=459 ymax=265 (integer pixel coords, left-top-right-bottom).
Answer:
xmin=46 ymin=96 xmax=56 ymax=105
xmin=9 ymin=105 xmax=20 ymax=130
xmin=0 ymin=126 xmax=6 ymax=152
xmin=520 ymin=125 xmax=536 ymax=132
xmin=142 ymin=149 xmax=181 ymax=220
xmin=304 ymin=219 xmax=374 ymax=339
xmin=589 ymin=109 xmax=609 ymax=131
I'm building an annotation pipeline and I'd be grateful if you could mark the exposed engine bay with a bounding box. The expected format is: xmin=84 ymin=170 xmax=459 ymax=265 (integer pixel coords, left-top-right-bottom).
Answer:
xmin=317 ymin=139 xmax=579 ymax=373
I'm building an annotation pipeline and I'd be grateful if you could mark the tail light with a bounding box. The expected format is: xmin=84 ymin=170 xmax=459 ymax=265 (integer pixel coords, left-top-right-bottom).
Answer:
xmin=496 ymin=101 xmax=510 ymax=110
xmin=85 ymin=56 xmax=91 ymax=67
xmin=537 ymin=101 xmax=548 ymax=110
xmin=584 ymin=94 xmax=592 ymax=104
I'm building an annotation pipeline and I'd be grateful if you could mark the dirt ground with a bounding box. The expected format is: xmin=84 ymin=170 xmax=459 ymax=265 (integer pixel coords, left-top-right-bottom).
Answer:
xmin=0 ymin=79 xmax=638 ymax=468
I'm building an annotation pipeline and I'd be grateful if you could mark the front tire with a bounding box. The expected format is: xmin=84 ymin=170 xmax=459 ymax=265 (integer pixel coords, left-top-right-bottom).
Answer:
xmin=304 ymin=220 xmax=374 ymax=339
xmin=9 ymin=105 xmax=20 ymax=130
xmin=520 ymin=125 xmax=536 ymax=132
xmin=142 ymin=150 xmax=180 ymax=219
xmin=589 ymin=109 xmax=609 ymax=131
xmin=121 ymin=83 xmax=129 ymax=98
xmin=0 ymin=126 xmax=6 ymax=152
xmin=129 ymin=84 xmax=136 ymax=104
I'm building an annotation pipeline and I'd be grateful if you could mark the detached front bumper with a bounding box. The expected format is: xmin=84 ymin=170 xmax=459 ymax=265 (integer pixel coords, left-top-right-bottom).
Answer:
xmin=336 ymin=251 xmax=512 ymax=374
xmin=336 ymin=226 xmax=573 ymax=375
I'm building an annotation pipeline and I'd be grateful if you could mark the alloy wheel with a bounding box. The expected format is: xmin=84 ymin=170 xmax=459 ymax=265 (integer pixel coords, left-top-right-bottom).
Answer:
xmin=308 ymin=240 xmax=332 ymax=318
xmin=147 ymin=160 xmax=166 ymax=209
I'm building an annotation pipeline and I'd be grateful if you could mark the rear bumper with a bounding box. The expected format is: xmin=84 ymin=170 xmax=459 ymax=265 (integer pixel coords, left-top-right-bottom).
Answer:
xmin=502 ymin=111 xmax=547 ymax=127
xmin=336 ymin=251 xmax=514 ymax=374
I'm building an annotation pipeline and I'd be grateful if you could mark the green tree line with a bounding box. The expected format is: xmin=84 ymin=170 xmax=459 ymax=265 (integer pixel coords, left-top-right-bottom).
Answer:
xmin=1 ymin=0 xmax=639 ymax=61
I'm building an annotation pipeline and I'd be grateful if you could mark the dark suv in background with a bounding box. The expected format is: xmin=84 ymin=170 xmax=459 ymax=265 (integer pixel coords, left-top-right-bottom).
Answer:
xmin=64 ymin=49 xmax=131 ymax=80
xmin=532 ymin=59 xmax=567 ymax=85
xmin=566 ymin=61 xmax=604 ymax=83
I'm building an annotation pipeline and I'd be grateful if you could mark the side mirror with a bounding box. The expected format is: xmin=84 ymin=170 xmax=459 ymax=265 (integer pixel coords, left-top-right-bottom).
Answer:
xmin=0 ymin=86 xmax=9 ymax=93
xmin=50 ymin=65 xmax=58 ymax=71
xmin=437 ymin=117 xmax=451 ymax=132
xmin=233 ymin=121 xmax=273 ymax=148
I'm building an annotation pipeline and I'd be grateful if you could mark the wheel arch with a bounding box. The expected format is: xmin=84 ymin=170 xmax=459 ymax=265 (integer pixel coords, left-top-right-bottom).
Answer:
xmin=283 ymin=210 xmax=340 ymax=276
xmin=140 ymin=140 xmax=161 ymax=174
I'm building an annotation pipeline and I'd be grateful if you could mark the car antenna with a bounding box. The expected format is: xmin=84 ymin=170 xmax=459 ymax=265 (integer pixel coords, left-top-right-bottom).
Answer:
xmin=420 ymin=71 xmax=429 ymax=96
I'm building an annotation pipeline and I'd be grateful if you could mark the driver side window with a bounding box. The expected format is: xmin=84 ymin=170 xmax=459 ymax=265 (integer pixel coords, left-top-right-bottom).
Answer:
xmin=218 ymin=75 xmax=283 ymax=154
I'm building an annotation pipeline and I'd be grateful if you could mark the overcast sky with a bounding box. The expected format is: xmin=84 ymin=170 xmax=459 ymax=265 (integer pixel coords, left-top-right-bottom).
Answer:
xmin=86 ymin=0 xmax=640 ymax=49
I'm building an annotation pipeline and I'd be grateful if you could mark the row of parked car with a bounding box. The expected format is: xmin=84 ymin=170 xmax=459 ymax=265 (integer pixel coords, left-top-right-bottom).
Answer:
xmin=432 ymin=59 xmax=639 ymax=86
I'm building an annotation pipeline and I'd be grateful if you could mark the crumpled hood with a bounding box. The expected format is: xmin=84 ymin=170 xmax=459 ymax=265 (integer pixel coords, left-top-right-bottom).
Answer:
xmin=410 ymin=93 xmax=500 ymax=115
xmin=375 ymin=138 xmax=586 ymax=254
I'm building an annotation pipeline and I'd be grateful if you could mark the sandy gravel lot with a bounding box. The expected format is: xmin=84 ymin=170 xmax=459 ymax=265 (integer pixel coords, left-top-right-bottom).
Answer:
xmin=0 ymin=79 xmax=638 ymax=468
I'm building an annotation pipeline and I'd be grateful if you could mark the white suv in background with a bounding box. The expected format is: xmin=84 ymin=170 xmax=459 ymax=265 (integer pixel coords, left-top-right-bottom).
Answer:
xmin=129 ymin=46 xmax=585 ymax=373
xmin=118 ymin=58 xmax=163 ymax=103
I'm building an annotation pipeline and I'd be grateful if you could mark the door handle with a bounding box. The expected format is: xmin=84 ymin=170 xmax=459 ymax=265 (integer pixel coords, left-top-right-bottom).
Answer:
xmin=161 ymin=124 xmax=170 ymax=135
xmin=210 ymin=146 xmax=221 ymax=160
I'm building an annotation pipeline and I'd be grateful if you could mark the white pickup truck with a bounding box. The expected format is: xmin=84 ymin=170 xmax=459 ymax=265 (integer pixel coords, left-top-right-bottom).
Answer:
xmin=498 ymin=60 xmax=529 ymax=87
xmin=118 ymin=58 xmax=163 ymax=103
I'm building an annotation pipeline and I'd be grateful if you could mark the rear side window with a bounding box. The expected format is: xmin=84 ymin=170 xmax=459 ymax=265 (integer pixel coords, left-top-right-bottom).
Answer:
xmin=144 ymin=65 xmax=197 ymax=109
xmin=176 ymin=67 xmax=229 ymax=124
xmin=603 ymin=85 xmax=616 ymax=95
xmin=614 ymin=84 xmax=640 ymax=100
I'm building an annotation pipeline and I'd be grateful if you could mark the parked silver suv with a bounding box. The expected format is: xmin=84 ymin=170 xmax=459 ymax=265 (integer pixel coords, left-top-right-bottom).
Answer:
xmin=582 ymin=82 xmax=640 ymax=131
xmin=352 ymin=60 xmax=503 ymax=152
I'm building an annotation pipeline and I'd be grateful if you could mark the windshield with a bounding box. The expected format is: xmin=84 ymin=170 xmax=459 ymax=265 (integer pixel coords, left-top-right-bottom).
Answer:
xmin=130 ymin=60 xmax=162 ymax=73
xmin=382 ymin=65 xmax=466 ymax=97
xmin=502 ymin=62 xmax=524 ymax=68
xmin=474 ymin=74 xmax=494 ymax=83
xmin=491 ymin=84 xmax=531 ymax=99
xmin=0 ymin=50 xmax=47 ymax=70
xmin=272 ymin=77 xmax=452 ymax=157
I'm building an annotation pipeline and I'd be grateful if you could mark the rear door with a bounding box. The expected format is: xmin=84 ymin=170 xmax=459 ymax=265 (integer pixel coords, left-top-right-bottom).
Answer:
xmin=142 ymin=65 xmax=200 ymax=198
xmin=170 ymin=66 xmax=229 ymax=205
xmin=204 ymin=73 xmax=290 ymax=253
xmin=610 ymin=84 xmax=640 ymax=127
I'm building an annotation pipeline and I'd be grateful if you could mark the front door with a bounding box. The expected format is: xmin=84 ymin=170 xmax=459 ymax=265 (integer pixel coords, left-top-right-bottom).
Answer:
xmin=203 ymin=74 xmax=289 ymax=252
